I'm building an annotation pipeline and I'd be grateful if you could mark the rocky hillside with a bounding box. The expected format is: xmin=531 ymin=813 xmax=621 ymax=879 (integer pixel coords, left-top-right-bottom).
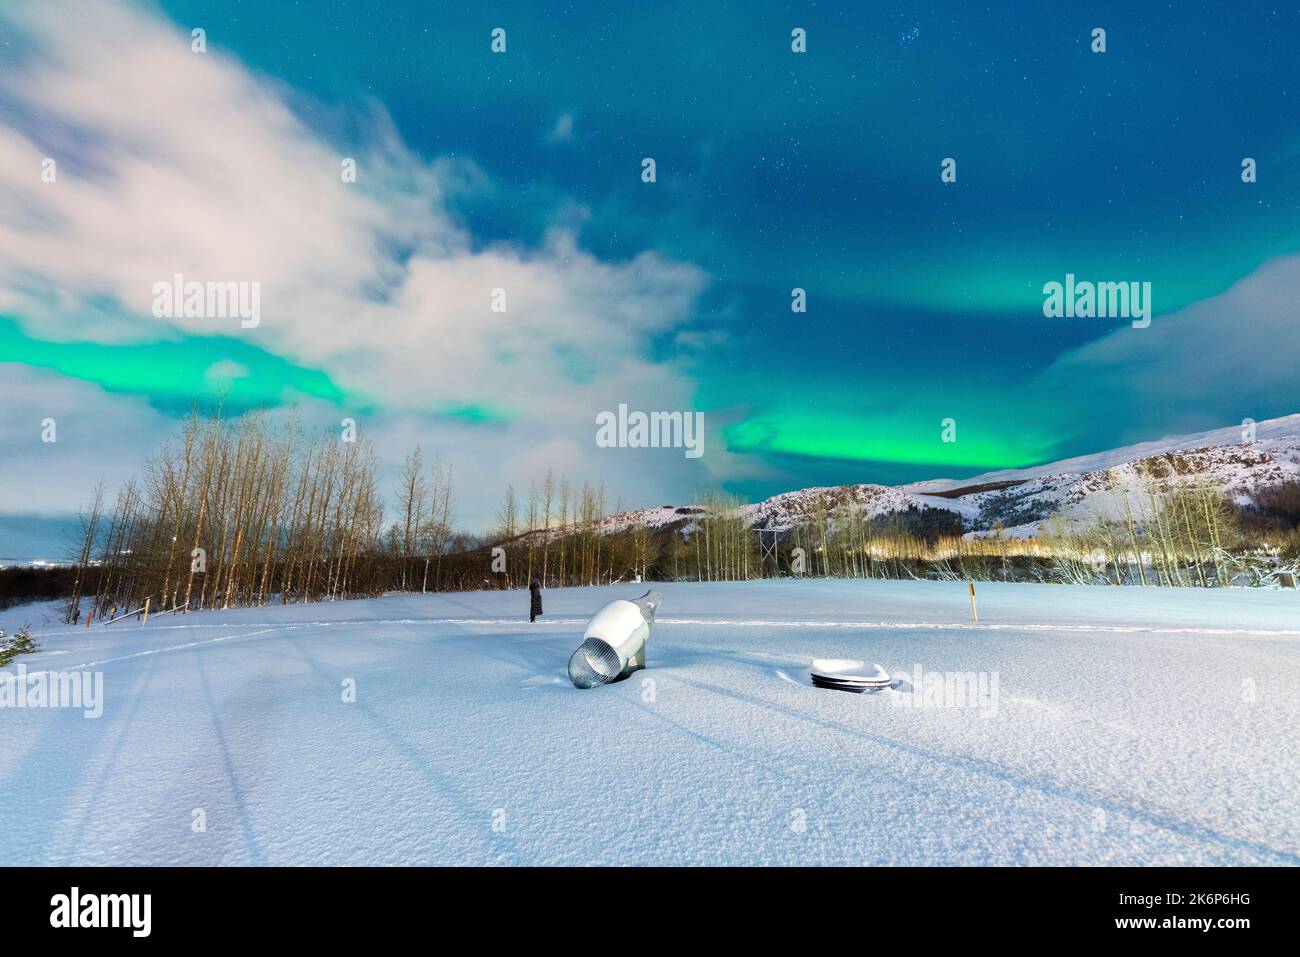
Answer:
xmin=598 ymin=414 xmax=1300 ymax=539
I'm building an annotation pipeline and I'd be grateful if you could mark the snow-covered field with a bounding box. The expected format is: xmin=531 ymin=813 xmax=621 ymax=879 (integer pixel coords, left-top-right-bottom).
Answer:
xmin=2 ymin=580 xmax=1298 ymax=866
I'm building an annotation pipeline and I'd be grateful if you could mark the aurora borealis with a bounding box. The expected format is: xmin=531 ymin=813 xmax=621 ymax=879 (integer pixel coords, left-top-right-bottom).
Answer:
xmin=2 ymin=1 xmax=1298 ymax=537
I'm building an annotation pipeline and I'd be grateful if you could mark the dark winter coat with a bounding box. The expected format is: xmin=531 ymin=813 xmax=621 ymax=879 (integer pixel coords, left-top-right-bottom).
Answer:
xmin=529 ymin=579 xmax=543 ymax=617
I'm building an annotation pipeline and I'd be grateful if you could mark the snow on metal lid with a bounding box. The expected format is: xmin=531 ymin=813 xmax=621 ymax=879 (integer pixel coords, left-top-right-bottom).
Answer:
xmin=810 ymin=659 xmax=891 ymax=683
xmin=583 ymin=599 xmax=646 ymax=642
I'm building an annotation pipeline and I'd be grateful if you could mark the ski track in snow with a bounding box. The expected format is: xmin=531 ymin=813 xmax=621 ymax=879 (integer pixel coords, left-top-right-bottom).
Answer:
xmin=38 ymin=617 xmax=1300 ymax=674
xmin=655 ymin=670 xmax=1298 ymax=866
xmin=2 ymin=579 xmax=1298 ymax=866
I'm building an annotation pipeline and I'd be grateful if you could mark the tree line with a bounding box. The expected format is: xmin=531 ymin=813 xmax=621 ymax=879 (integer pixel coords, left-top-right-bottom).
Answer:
xmin=58 ymin=416 xmax=1300 ymax=624
xmin=68 ymin=411 xmax=443 ymax=622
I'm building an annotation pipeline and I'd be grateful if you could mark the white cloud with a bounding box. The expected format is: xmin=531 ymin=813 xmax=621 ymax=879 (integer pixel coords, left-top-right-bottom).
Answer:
xmin=203 ymin=360 xmax=250 ymax=386
xmin=0 ymin=1 xmax=718 ymax=529
xmin=1037 ymin=254 xmax=1300 ymax=444
xmin=547 ymin=113 xmax=575 ymax=144
xmin=0 ymin=367 xmax=169 ymax=518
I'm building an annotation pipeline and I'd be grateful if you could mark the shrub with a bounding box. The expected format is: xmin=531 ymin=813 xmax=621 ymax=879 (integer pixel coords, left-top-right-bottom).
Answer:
xmin=0 ymin=624 xmax=39 ymax=667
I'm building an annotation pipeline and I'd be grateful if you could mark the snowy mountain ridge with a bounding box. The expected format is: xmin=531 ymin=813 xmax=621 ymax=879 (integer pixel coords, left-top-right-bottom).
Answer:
xmin=599 ymin=414 xmax=1300 ymax=538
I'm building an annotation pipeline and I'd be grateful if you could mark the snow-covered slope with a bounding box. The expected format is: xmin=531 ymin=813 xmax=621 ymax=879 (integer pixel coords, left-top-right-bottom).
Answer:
xmin=597 ymin=414 xmax=1300 ymax=538
xmin=940 ymin=442 xmax=1300 ymax=538
xmin=3 ymin=580 xmax=1298 ymax=865
xmin=908 ymin=413 xmax=1300 ymax=492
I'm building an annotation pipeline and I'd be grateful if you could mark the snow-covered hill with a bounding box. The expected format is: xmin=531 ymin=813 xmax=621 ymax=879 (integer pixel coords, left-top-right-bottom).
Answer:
xmin=600 ymin=414 xmax=1300 ymax=538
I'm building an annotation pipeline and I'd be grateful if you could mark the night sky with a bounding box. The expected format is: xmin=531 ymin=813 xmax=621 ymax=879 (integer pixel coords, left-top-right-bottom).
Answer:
xmin=2 ymin=1 xmax=1298 ymax=532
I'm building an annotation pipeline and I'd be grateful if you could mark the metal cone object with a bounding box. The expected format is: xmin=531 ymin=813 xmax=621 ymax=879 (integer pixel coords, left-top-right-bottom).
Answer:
xmin=568 ymin=589 xmax=662 ymax=689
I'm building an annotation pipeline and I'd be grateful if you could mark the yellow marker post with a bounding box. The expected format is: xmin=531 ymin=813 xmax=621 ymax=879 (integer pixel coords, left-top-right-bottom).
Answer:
xmin=142 ymin=597 xmax=150 ymax=625
xmin=969 ymin=582 xmax=978 ymax=622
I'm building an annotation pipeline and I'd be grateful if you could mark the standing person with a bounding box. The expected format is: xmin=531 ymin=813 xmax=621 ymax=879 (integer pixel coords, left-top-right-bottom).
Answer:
xmin=529 ymin=576 xmax=543 ymax=623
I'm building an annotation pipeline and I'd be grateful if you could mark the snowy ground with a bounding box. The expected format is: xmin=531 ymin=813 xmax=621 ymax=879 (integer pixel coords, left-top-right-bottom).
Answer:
xmin=2 ymin=579 xmax=1298 ymax=866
